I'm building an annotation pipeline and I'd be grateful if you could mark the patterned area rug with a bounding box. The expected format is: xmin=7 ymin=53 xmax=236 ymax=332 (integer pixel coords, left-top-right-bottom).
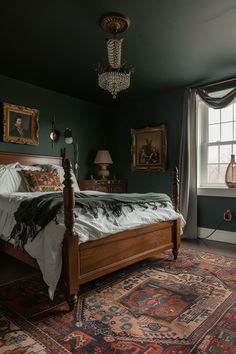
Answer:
xmin=0 ymin=249 xmax=235 ymax=353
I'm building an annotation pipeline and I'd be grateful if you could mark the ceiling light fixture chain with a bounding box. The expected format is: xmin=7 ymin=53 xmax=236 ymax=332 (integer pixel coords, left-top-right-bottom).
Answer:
xmin=96 ymin=12 xmax=133 ymax=99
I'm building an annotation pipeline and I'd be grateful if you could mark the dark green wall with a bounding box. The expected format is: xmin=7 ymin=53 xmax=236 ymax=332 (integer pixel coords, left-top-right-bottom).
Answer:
xmin=198 ymin=196 xmax=236 ymax=232
xmin=0 ymin=75 xmax=107 ymax=178
xmin=0 ymin=75 xmax=235 ymax=234
xmin=108 ymin=88 xmax=235 ymax=233
xmin=107 ymin=89 xmax=184 ymax=197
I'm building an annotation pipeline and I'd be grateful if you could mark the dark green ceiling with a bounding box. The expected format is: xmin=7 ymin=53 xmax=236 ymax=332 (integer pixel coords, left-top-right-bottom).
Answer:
xmin=1 ymin=0 xmax=236 ymax=104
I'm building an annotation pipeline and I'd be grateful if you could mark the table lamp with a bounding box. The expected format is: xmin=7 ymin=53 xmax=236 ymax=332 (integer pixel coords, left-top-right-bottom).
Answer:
xmin=94 ymin=150 xmax=113 ymax=179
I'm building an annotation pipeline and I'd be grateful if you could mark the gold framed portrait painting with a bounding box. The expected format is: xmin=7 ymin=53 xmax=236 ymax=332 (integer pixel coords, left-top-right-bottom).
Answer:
xmin=131 ymin=125 xmax=167 ymax=171
xmin=3 ymin=102 xmax=39 ymax=145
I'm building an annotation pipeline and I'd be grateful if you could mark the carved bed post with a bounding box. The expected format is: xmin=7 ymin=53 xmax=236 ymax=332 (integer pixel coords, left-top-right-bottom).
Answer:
xmin=172 ymin=167 xmax=180 ymax=260
xmin=62 ymin=155 xmax=79 ymax=310
xmin=172 ymin=166 xmax=179 ymax=213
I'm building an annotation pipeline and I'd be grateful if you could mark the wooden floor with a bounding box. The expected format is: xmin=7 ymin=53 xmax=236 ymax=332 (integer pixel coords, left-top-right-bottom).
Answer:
xmin=181 ymin=238 xmax=236 ymax=257
xmin=0 ymin=239 xmax=235 ymax=286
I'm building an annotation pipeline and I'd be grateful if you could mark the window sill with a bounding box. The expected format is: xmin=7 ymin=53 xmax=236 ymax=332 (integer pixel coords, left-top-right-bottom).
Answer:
xmin=197 ymin=187 xmax=236 ymax=197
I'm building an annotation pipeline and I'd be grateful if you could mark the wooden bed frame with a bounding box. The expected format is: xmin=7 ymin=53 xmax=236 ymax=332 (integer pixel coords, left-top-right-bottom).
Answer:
xmin=0 ymin=151 xmax=181 ymax=310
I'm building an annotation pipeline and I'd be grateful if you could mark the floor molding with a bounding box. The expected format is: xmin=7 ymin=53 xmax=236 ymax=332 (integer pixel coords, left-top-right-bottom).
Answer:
xmin=198 ymin=227 xmax=236 ymax=244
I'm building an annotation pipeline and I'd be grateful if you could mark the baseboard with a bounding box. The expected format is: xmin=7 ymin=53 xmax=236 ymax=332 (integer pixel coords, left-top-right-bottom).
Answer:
xmin=198 ymin=227 xmax=236 ymax=244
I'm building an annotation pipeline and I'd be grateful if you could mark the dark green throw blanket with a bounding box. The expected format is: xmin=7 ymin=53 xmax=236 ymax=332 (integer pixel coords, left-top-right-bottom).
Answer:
xmin=10 ymin=192 xmax=171 ymax=248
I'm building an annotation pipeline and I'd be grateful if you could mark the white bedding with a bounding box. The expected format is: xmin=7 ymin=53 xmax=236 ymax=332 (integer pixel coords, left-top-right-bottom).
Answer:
xmin=0 ymin=191 xmax=183 ymax=299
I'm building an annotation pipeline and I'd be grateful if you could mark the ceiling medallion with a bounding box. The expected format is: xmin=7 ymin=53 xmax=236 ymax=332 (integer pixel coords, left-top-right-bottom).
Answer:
xmin=99 ymin=13 xmax=131 ymax=33
xmin=96 ymin=12 xmax=133 ymax=99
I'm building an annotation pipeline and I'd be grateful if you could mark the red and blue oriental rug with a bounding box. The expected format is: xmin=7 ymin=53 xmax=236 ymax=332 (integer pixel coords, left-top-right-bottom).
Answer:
xmin=0 ymin=249 xmax=235 ymax=353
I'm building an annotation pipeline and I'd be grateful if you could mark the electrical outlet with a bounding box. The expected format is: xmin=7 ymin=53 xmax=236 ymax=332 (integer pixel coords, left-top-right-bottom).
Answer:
xmin=224 ymin=210 xmax=232 ymax=222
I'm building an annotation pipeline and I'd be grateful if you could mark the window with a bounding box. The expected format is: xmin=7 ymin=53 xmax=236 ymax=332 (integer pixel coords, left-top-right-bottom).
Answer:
xmin=197 ymin=89 xmax=236 ymax=196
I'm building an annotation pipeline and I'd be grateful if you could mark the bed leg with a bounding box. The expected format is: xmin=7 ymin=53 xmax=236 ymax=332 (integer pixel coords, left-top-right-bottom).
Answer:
xmin=172 ymin=218 xmax=181 ymax=260
xmin=67 ymin=294 xmax=78 ymax=311
xmin=173 ymin=248 xmax=178 ymax=260
xmin=172 ymin=167 xmax=180 ymax=260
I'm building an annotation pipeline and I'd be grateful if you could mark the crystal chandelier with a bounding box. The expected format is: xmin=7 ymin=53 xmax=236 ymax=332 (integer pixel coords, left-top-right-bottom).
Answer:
xmin=97 ymin=13 xmax=133 ymax=99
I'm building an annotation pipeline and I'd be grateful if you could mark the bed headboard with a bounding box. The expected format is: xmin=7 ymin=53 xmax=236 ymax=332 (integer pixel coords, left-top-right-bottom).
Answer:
xmin=0 ymin=151 xmax=62 ymax=166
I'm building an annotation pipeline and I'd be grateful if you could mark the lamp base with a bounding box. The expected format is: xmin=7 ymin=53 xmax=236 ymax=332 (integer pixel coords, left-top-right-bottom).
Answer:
xmin=98 ymin=164 xmax=110 ymax=179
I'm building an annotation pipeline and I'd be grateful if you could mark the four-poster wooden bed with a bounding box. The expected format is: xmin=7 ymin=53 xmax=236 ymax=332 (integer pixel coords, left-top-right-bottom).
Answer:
xmin=0 ymin=151 xmax=181 ymax=310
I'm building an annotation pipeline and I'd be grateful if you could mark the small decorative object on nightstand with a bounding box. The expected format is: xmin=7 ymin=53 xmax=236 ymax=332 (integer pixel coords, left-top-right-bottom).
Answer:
xmin=225 ymin=154 xmax=236 ymax=188
xmin=79 ymin=179 xmax=126 ymax=193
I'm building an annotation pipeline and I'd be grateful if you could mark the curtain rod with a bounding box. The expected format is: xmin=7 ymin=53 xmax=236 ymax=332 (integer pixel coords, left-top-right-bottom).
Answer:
xmin=192 ymin=76 xmax=236 ymax=90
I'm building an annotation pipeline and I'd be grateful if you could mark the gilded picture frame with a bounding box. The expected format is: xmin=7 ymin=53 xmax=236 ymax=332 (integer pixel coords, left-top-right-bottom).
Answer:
xmin=3 ymin=102 xmax=39 ymax=145
xmin=131 ymin=125 xmax=167 ymax=171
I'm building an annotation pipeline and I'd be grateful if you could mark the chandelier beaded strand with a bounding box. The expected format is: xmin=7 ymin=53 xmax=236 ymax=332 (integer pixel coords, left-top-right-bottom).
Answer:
xmin=97 ymin=13 xmax=133 ymax=99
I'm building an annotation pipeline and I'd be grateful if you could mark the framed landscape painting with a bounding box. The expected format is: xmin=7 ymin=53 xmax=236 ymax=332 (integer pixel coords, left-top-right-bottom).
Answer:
xmin=131 ymin=125 xmax=167 ymax=171
xmin=3 ymin=102 xmax=39 ymax=145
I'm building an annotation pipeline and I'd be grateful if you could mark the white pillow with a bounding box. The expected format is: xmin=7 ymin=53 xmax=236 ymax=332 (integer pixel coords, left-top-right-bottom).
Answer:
xmin=17 ymin=164 xmax=43 ymax=171
xmin=0 ymin=163 xmax=44 ymax=194
xmin=0 ymin=162 xmax=21 ymax=169
xmin=0 ymin=167 xmax=26 ymax=193
xmin=0 ymin=163 xmax=42 ymax=172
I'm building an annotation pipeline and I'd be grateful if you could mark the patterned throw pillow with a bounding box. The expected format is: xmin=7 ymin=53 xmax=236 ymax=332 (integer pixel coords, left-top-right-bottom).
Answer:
xmin=21 ymin=169 xmax=63 ymax=192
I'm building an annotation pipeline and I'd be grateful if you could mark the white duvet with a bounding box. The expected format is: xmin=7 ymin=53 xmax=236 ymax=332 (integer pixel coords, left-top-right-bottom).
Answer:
xmin=0 ymin=191 xmax=183 ymax=299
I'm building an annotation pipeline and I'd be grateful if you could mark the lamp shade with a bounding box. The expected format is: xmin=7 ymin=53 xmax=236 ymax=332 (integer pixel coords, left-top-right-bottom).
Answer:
xmin=94 ymin=150 xmax=113 ymax=164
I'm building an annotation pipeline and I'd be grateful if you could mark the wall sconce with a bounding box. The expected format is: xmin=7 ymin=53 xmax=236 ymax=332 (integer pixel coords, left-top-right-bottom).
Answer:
xmin=64 ymin=128 xmax=79 ymax=180
xmin=49 ymin=116 xmax=59 ymax=148
xmin=94 ymin=150 xmax=113 ymax=179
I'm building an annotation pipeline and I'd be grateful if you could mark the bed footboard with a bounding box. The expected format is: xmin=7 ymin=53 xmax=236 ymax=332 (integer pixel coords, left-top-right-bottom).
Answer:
xmin=79 ymin=219 xmax=180 ymax=284
xmin=62 ymin=159 xmax=181 ymax=311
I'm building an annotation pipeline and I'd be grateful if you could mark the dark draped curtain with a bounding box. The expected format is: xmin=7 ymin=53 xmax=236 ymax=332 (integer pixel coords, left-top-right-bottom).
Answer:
xmin=197 ymin=87 xmax=236 ymax=109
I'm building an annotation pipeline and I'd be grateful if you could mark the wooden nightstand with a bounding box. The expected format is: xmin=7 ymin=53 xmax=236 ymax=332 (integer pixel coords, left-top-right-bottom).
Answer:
xmin=78 ymin=179 xmax=126 ymax=193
